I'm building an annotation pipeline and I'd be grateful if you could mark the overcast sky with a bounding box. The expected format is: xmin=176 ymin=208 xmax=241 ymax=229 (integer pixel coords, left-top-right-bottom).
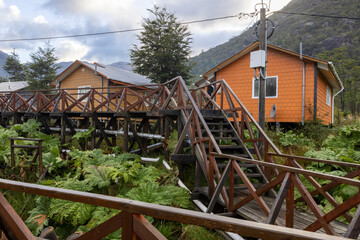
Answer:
xmin=0 ymin=0 xmax=291 ymax=64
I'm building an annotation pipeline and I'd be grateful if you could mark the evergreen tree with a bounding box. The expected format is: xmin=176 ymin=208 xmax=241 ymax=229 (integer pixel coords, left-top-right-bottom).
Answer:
xmin=130 ymin=6 xmax=192 ymax=84
xmin=3 ymin=50 xmax=25 ymax=82
xmin=26 ymin=42 xmax=59 ymax=90
xmin=317 ymin=46 xmax=360 ymax=116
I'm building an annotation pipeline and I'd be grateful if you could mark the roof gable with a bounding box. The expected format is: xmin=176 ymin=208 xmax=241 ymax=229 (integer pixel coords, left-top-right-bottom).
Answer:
xmin=51 ymin=60 xmax=151 ymax=87
xmin=203 ymin=42 xmax=342 ymax=90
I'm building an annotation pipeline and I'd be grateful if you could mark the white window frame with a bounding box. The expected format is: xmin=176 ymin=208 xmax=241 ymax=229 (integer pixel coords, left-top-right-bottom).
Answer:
xmin=252 ymin=76 xmax=278 ymax=99
xmin=78 ymin=85 xmax=91 ymax=102
xmin=326 ymin=85 xmax=331 ymax=106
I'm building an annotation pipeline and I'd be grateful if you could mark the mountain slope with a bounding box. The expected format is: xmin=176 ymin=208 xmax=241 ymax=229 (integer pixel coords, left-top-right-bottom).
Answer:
xmin=190 ymin=0 xmax=360 ymax=76
xmin=0 ymin=51 xmax=9 ymax=78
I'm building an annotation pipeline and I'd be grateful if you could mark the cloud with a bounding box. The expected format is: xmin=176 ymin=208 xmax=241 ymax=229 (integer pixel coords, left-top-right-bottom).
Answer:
xmin=9 ymin=5 xmax=20 ymax=19
xmin=33 ymin=15 xmax=48 ymax=24
xmin=55 ymin=40 xmax=90 ymax=62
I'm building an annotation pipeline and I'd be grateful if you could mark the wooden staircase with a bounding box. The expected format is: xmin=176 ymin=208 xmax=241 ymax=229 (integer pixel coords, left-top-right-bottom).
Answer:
xmin=200 ymin=109 xmax=267 ymax=189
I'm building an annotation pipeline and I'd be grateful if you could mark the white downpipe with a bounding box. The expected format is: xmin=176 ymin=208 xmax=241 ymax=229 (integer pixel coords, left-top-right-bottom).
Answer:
xmin=329 ymin=62 xmax=344 ymax=124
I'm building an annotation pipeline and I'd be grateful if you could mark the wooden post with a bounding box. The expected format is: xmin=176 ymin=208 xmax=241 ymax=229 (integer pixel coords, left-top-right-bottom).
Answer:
xmin=60 ymin=116 xmax=66 ymax=146
xmin=123 ymin=116 xmax=129 ymax=152
xmin=10 ymin=139 xmax=14 ymax=168
xmin=90 ymin=115 xmax=96 ymax=150
xmin=258 ymin=7 xmax=266 ymax=156
xmin=177 ymin=113 xmax=184 ymax=154
xmin=121 ymin=211 xmax=135 ymax=240
xmin=38 ymin=140 xmax=43 ymax=177
xmin=164 ymin=116 xmax=170 ymax=161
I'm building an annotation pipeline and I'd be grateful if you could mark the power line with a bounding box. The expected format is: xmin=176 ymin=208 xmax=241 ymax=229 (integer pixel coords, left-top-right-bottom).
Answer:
xmin=0 ymin=14 xmax=244 ymax=43
xmin=271 ymin=11 xmax=360 ymax=21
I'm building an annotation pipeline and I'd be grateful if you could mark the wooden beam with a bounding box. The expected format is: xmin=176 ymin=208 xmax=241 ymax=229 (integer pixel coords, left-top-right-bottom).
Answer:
xmin=232 ymin=161 xmax=271 ymax=216
xmin=292 ymin=174 xmax=336 ymax=235
xmin=0 ymin=179 xmax=350 ymax=240
xmin=286 ymin=179 xmax=294 ymax=228
xmin=206 ymin=160 xmax=231 ymax=213
xmin=133 ymin=214 xmax=166 ymax=240
xmin=0 ymin=193 xmax=36 ymax=240
xmin=77 ymin=212 xmax=122 ymax=240
xmin=266 ymin=173 xmax=291 ymax=224
xmin=345 ymin=206 xmax=360 ymax=239
xmin=230 ymin=172 xmax=285 ymax=211
xmin=121 ymin=211 xmax=135 ymax=240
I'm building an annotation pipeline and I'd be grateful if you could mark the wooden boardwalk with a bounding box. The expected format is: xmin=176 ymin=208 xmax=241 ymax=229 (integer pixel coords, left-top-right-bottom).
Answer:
xmin=235 ymin=194 xmax=350 ymax=237
xmin=0 ymin=77 xmax=360 ymax=239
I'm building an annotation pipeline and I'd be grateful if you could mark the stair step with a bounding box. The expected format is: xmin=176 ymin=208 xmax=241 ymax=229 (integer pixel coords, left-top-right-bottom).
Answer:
xmin=208 ymin=129 xmax=234 ymax=133
xmin=203 ymin=115 xmax=226 ymax=120
xmin=205 ymin=145 xmax=244 ymax=150
xmin=206 ymin=122 xmax=229 ymax=126
xmin=234 ymin=183 xmax=263 ymax=189
xmin=217 ymin=162 xmax=255 ymax=168
xmin=213 ymin=172 xmax=262 ymax=178
xmin=214 ymin=137 xmax=238 ymax=140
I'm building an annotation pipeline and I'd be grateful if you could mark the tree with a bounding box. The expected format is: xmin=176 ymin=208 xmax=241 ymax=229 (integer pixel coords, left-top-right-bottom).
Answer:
xmin=130 ymin=6 xmax=192 ymax=84
xmin=3 ymin=50 xmax=25 ymax=82
xmin=26 ymin=42 xmax=59 ymax=90
xmin=317 ymin=46 xmax=360 ymax=116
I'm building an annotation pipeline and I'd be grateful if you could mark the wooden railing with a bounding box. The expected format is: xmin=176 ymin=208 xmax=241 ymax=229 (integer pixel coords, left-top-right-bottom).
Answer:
xmin=0 ymin=178 xmax=351 ymax=240
xmin=191 ymin=80 xmax=360 ymax=238
xmin=1 ymin=78 xmax=359 ymax=238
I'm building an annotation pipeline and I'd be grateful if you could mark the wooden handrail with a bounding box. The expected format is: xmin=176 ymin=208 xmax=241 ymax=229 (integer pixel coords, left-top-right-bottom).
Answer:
xmin=0 ymin=178 xmax=350 ymax=240
xmin=211 ymin=152 xmax=360 ymax=187
xmin=268 ymin=152 xmax=360 ymax=168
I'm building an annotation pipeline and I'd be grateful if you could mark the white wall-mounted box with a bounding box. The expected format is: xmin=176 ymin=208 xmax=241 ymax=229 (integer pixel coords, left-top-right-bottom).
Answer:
xmin=250 ymin=50 xmax=266 ymax=68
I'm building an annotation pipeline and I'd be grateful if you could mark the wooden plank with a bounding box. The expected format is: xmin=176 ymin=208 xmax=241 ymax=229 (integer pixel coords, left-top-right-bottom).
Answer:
xmin=305 ymin=192 xmax=360 ymax=233
xmin=230 ymin=172 xmax=285 ymax=211
xmin=173 ymin=109 xmax=194 ymax=154
xmin=211 ymin=153 xmax=360 ymax=187
xmin=133 ymin=214 xmax=166 ymax=240
xmin=0 ymin=179 xmax=349 ymax=240
xmin=206 ymin=161 xmax=231 ymax=213
xmin=292 ymin=174 xmax=337 ymax=235
xmin=77 ymin=213 xmax=122 ymax=240
xmin=170 ymin=154 xmax=197 ymax=164
xmin=232 ymin=161 xmax=271 ymax=216
xmin=121 ymin=211 xmax=135 ymax=240
xmin=266 ymin=173 xmax=291 ymax=224
xmin=286 ymin=179 xmax=294 ymax=228
xmin=0 ymin=193 xmax=36 ymax=240
xmin=345 ymin=206 xmax=360 ymax=239
xmin=291 ymin=160 xmax=352 ymax=222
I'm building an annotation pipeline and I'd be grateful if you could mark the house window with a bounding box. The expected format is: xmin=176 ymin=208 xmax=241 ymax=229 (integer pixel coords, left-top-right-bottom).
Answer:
xmin=326 ymin=85 xmax=331 ymax=106
xmin=252 ymin=76 xmax=278 ymax=98
xmin=78 ymin=85 xmax=91 ymax=101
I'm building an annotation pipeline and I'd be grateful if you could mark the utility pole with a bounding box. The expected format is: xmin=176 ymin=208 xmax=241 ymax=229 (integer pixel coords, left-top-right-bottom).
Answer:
xmin=258 ymin=6 xmax=266 ymax=154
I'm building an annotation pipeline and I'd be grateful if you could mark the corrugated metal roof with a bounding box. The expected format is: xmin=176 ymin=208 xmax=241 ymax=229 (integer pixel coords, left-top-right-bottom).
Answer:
xmin=51 ymin=60 xmax=152 ymax=87
xmin=81 ymin=61 xmax=151 ymax=85
xmin=0 ymin=81 xmax=29 ymax=92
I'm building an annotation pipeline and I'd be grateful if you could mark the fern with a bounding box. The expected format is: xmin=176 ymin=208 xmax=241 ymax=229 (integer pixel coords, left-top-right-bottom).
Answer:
xmin=49 ymin=199 xmax=95 ymax=226
xmin=108 ymin=161 xmax=142 ymax=184
xmin=25 ymin=197 xmax=51 ymax=236
xmin=83 ymin=165 xmax=111 ymax=189
xmin=126 ymin=182 xmax=191 ymax=208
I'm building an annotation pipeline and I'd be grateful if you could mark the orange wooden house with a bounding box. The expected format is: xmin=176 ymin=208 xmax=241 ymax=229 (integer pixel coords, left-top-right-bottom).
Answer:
xmin=50 ymin=60 xmax=152 ymax=111
xmin=51 ymin=60 xmax=151 ymax=91
xmin=201 ymin=42 xmax=343 ymax=125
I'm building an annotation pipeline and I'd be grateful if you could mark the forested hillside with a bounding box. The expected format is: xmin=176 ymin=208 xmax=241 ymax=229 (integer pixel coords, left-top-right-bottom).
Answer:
xmin=190 ymin=0 xmax=360 ymax=115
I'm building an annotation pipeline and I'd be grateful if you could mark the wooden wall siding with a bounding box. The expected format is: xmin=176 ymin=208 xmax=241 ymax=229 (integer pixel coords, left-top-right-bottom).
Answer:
xmin=216 ymin=47 xmax=331 ymax=124
xmin=60 ymin=67 xmax=103 ymax=112
xmin=317 ymin=72 xmax=332 ymax=124
xmin=58 ymin=66 xmax=143 ymax=112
